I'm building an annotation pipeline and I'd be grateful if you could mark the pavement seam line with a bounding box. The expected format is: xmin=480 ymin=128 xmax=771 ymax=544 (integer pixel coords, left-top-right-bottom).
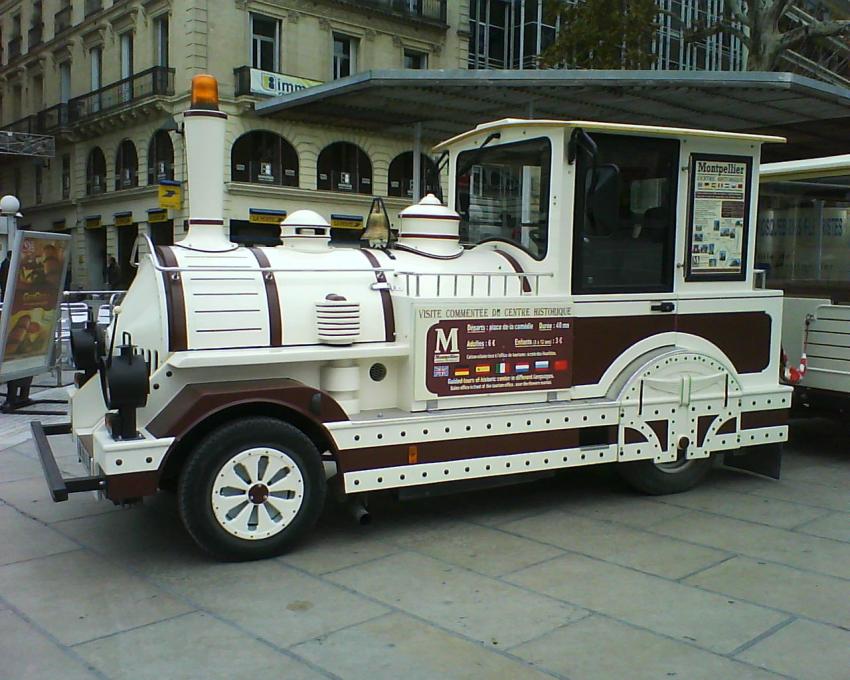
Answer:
xmin=20 ymin=514 xmax=344 ymax=680
xmin=275 ymin=556 xmax=572 ymax=680
xmin=69 ymin=609 xmax=200 ymax=648
xmin=674 ymin=553 xmax=738 ymax=582
xmin=0 ymin=593 xmax=112 ymax=680
xmin=474 ymin=514 xmax=850 ymax=632
xmin=288 ymin=542 xmax=787 ymax=679
xmin=727 ymin=615 xmax=798 ymax=657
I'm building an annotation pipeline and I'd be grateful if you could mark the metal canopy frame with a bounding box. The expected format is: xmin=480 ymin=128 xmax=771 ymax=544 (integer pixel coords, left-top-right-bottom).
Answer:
xmin=0 ymin=130 xmax=55 ymax=158
xmin=255 ymin=69 xmax=850 ymax=164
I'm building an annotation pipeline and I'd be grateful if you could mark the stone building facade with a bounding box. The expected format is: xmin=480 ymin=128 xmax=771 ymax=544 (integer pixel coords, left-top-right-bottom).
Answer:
xmin=0 ymin=0 xmax=468 ymax=288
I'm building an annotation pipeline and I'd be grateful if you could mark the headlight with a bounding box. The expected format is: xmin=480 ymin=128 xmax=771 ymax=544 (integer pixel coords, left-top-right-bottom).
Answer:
xmin=100 ymin=343 xmax=150 ymax=440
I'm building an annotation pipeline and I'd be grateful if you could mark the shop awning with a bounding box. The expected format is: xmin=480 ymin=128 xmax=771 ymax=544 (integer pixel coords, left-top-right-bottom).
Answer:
xmin=255 ymin=69 xmax=850 ymax=162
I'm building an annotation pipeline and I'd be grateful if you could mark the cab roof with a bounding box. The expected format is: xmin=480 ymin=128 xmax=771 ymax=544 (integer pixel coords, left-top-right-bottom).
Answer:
xmin=760 ymin=154 xmax=850 ymax=180
xmin=433 ymin=118 xmax=786 ymax=152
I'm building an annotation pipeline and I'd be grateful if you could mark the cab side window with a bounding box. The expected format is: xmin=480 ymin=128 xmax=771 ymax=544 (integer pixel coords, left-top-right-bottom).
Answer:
xmin=572 ymin=134 xmax=679 ymax=294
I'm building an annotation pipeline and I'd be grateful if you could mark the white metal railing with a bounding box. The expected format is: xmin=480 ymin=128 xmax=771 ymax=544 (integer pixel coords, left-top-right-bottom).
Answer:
xmin=396 ymin=270 xmax=553 ymax=297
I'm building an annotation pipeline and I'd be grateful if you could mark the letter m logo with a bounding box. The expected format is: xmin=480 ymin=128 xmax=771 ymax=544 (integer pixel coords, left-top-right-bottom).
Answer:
xmin=435 ymin=327 xmax=458 ymax=354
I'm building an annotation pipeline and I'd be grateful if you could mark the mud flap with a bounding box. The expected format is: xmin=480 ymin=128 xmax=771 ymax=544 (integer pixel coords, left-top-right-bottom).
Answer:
xmin=723 ymin=443 xmax=782 ymax=480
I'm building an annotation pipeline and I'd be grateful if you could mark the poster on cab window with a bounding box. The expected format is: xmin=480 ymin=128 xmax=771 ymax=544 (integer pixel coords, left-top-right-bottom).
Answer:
xmin=0 ymin=231 xmax=71 ymax=382
xmin=686 ymin=154 xmax=752 ymax=281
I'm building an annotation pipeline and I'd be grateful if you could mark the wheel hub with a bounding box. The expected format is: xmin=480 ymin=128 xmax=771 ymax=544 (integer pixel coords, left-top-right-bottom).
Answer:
xmin=248 ymin=483 xmax=269 ymax=504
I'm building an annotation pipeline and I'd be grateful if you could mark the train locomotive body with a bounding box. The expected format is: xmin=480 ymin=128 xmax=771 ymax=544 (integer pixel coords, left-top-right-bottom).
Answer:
xmin=36 ymin=76 xmax=791 ymax=560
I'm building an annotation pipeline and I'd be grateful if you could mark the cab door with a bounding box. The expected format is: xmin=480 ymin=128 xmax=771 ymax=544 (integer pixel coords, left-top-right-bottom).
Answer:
xmin=569 ymin=132 xmax=681 ymax=396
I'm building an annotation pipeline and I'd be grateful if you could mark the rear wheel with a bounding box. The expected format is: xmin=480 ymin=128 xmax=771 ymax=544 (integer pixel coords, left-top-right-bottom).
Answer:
xmin=178 ymin=417 xmax=326 ymax=561
xmin=617 ymin=452 xmax=713 ymax=495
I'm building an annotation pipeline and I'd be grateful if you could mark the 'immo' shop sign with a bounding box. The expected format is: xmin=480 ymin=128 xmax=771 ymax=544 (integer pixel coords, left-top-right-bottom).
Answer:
xmin=249 ymin=69 xmax=322 ymax=97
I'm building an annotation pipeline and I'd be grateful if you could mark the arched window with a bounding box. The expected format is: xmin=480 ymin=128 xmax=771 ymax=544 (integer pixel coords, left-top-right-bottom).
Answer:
xmin=387 ymin=151 xmax=441 ymax=198
xmin=317 ymin=142 xmax=372 ymax=194
xmin=86 ymin=147 xmax=106 ymax=195
xmin=114 ymin=139 xmax=138 ymax=190
xmin=231 ymin=131 xmax=298 ymax=186
xmin=148 ymin=130 xmax=174 ymax=184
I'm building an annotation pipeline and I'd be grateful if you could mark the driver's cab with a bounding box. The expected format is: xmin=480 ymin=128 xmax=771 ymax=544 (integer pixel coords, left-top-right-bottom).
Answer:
xmin=437 ymin=120 xmax=786 ymax=399
xmin=439 ymin=119 xmax=783 ymax=296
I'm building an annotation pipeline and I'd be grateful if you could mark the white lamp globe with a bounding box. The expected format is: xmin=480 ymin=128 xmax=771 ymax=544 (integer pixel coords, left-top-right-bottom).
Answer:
xmin=0 ymin=195 xmax=21 ymax=215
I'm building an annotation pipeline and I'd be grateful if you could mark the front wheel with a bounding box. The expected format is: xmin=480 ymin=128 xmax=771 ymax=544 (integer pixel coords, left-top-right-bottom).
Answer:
xmin=617 ymin=454 xmax=713 ymax=495
xmin=178 ymin=417 xmax=326 ymax=561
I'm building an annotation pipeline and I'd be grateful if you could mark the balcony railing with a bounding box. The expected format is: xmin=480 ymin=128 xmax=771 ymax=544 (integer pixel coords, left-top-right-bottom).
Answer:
xmin=2 ymin=104 xmax=69 ymax=135
xmin=28 ymin=22 xmax=44 ymax=49
xmin=68 ymin=66 xmax=175 ymax=123
xmin=54 ymin=6 xmax=73 ymax=35
xmin=8 ymin=36 xmax=22 ymax=60
xmin=330 ymin=0 xmax=446 ymax=24
xmin=37 ymin=103 xmax=69 ymax=132
xmin=85 ymin=0 xmax=103 ymax=18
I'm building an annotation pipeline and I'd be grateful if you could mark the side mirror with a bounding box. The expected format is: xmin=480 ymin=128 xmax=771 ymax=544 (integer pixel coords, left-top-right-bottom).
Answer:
xmin=586 ymin=164 xmax=620 ymax=237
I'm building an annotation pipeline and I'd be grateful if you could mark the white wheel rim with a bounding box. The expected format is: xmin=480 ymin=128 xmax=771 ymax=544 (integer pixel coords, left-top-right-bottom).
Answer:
xmin=211 ymin=447 xmax=305 ymax=540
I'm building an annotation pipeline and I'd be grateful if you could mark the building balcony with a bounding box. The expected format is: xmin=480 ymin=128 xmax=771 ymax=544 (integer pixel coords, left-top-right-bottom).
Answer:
xmin=68 ymin=66 xmax=175 ymax=124
xmin=54 ymin=6 xmax=73 ymax=36
xmin=28 ymin=22 xmax=44 ymax=49
xmin=2 ymin=104 xmax=68 ymax=135
xmin=85 ymin=0 xmax=103 ymax=18
xmin=328 ymin=0 xmax=447 ymax=25
xmin=8 ymin=36 xmax=22 ymax=61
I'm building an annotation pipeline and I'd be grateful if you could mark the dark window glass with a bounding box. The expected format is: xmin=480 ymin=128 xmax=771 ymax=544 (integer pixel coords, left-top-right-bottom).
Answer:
xmin=251 ymin=14 xmax=278 ymax=71
xmin=231 ymin=131 xmax=298 ymax=186
xmin=61 ymin=154 xmax=70 ymax=199
xmin=403 ymin=50 xmax=427 ymax=69
xmin=572 ymin=133 xmax=679 ymax=294
xmin=456 ymin=137 xmax=551 ymax=259
xmin=114 ymin=139 xmax=138 ymax=190
xmin=757 ymin=173 xmax=850 ymax=284
xmin=86 ymin=147 xmax=106 ymax=195
xmin=388 ymin=151 xmax=440 ymax=198
xmin=317 ymin=142 xmax=372 ymax=194
xmin=147 ymin=130 xmax=174 ymax=184
xmin=333 ymin=34 xmax=355 ymax=79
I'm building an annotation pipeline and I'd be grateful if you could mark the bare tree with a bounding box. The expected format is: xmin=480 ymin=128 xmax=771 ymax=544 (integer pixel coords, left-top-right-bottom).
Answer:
xmin=692 ymin=1 xmax=850 ymax=71
xmin=540 ymin=0 xmax=660 ymax=69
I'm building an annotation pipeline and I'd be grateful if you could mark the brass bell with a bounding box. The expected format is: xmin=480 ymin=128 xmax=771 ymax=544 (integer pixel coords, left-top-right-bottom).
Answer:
xmin=361 ymin=197 xmax=391 ymax=247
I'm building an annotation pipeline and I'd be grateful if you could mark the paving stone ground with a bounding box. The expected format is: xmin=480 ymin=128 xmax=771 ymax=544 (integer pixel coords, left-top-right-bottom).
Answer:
xmin=0 ymin=397 xmax=847 ymax=680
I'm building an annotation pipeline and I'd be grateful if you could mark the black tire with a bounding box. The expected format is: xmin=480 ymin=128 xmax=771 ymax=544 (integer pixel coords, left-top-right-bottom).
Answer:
xmin=178 ymin=417 xmax=326 ymax=561
xmin=617 ymin=455 xmax=713 ymax=495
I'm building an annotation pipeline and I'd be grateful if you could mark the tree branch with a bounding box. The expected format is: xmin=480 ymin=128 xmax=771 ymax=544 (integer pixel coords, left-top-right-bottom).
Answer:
xmin=779 ymin=19 xmax=850 ymax=51
xmin=769 ymin=0 xmax=798 ymax=26
xmin=686 ymin=19 xmax=749 ymax=45
xmin=726 ymin=0 xmax=748 ymax=26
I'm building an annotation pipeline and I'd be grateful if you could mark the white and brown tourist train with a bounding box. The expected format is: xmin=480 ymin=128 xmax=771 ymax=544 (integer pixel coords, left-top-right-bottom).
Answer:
xmin=35 ymin=75 xmax=790 ymax=560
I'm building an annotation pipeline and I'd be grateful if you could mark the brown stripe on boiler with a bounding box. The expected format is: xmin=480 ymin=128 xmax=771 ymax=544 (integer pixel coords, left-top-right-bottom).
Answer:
xmin=155 ymin=246 xmax=188 ymax=352
xmin=247 ymin=247 xmax=282 ymax=346
xmin=360 ymin=249 xmax=396 ymax=342
xmin=492 ymin=249 xmax=532 ymax=293
xmin=338 ymin=426 xmax=615 ymax=473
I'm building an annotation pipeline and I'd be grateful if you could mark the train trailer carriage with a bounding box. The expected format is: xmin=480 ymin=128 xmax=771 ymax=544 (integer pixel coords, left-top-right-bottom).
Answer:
xmin=34 ymin=75 xmax=790 ymax=560
xmin=758 ymin=154 xmax=850 ymax=405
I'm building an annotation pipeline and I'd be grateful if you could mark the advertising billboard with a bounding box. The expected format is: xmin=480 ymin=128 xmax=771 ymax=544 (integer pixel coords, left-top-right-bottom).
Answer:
xmin=0 ymin=231 xmax=71 ymax=382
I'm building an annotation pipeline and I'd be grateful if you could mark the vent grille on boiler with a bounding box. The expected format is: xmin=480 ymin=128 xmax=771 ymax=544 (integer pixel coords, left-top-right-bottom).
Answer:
xmin=315 ymin=294 xmax=360 ymax=345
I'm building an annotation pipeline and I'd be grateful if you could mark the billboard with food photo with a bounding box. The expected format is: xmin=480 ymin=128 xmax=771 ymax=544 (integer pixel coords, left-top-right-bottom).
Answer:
xmin=0 ymin=231 xmax=71 ymax=381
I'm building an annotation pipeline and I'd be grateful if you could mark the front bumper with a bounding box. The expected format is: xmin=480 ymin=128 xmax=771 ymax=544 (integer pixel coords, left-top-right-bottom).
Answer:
xmin=32 ymin=421 xmax=106 ymax=502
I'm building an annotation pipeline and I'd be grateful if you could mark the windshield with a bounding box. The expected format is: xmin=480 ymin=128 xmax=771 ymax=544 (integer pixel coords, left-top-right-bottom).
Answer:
xmin=757 ymin=173 xmax=850 ymax=284
xmin=456 ymin=137 xmax=551 ymax=259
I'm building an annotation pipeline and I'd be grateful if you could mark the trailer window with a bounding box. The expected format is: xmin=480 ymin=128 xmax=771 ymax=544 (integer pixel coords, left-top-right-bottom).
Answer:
xmin=572 ymin=134 xmax=679 ymax=294
xmin=757 ymin=174 xmax=850 ymax=290
xmin=456 ymin=138 xmax=551 ymax=259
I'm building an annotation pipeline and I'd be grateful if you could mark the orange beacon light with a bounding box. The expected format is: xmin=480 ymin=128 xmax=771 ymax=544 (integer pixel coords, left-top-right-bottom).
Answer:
xmin=190 ymin=74 xmax=219 ymax=110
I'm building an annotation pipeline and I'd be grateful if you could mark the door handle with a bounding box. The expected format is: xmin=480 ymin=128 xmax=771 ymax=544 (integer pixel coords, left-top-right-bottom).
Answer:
xmin=651 ymin=301 xmax=675 ymax=313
